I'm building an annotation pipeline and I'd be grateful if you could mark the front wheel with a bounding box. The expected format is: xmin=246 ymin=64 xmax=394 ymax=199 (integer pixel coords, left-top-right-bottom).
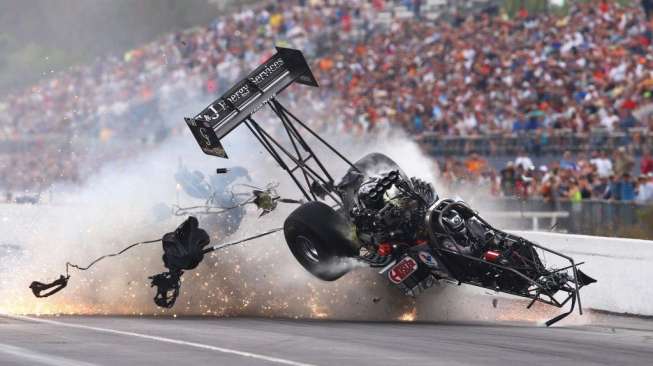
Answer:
xmin=284 ymin=201 xmax=358 ymax=281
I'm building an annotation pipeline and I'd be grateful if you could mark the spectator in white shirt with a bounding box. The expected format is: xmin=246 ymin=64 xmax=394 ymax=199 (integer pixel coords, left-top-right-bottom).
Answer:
xmin=635 ymin=174 xmax=653 ymax=204
xmin=590 ymin=150 xmax=613 ymax=178
xmin=514 ymin=148 xmax=534 ymax=171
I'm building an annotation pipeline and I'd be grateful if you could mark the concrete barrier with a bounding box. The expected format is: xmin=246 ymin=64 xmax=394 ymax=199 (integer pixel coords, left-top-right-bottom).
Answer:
xmin=513 ymin=231 xmax=653 ymax=316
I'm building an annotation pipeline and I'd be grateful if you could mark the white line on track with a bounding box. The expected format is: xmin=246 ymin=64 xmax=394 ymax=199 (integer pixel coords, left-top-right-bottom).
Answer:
xmin=3 ymin=314 xmax=317 ymax=366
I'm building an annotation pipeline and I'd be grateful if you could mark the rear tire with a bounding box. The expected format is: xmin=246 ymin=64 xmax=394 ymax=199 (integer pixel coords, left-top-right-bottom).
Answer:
xmin=284 ymin=201 xmax=358 ymax=281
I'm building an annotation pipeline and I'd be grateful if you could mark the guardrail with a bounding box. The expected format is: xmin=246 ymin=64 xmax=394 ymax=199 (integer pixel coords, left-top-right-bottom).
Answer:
xmin=486 ymin=211 xmax=569 ymax=231
xmin=483 ymin=197 xmax=648 ymax=237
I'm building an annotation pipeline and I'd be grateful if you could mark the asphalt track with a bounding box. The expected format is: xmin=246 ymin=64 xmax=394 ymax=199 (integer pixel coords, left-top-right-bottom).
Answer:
xmin=1 ymin=313 xmax=652 ymax=366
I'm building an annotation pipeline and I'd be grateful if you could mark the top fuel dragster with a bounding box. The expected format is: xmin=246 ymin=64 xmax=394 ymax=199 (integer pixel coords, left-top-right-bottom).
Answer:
xmin=30 ymin=47 xmax=595 ymax=326
xmin=178 ymin=47 xmax=596 ymax=326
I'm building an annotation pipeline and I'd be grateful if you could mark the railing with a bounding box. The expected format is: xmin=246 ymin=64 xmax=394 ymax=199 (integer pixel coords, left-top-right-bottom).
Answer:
xmin=482 ymin=197 xmax=649 ymax=237
xmin=485 ymin=211 xmax=569 ymax=231
xmin=418 ymin=128 xmax=653 ymax=156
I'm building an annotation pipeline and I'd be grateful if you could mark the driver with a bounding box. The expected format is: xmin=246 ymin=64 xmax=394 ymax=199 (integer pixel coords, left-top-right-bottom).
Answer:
xmin=440 ymin=209 xmax=475 ymax=255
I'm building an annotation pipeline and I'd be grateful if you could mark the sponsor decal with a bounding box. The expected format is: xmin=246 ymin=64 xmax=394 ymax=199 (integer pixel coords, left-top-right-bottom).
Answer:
xmin=197 ymin=54 xmax=290 ymax=123
xmin=201 ymin=58 xmax=286 ymax=122
xmin=225 ymin=84 xmax=252 ymax=106
xmin=249 ymin=58 xmax=285 ymax=87
xmin=418 ymin=251 xmax=438 ymax=268
xmin=388 ymin=256 xmax=418 ymax=284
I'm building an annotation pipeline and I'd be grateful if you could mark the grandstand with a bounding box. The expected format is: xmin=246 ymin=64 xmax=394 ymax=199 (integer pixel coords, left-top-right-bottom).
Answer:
xmin=1 ymin=0 xmax=652 ymax=233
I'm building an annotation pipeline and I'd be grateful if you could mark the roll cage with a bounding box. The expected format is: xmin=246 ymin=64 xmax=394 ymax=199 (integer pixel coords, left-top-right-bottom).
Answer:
xmin=426 ymin=199 xmax=595 ymax=326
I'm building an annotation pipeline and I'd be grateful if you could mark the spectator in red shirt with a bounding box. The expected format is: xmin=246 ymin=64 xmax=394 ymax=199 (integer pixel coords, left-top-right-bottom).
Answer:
xmin=342 ymin=13 xmax=352 ymax=32
xmin=641 ymin=150 xmax=653 ymax=176
xmin=517 ymin=7 xmax=528 ymax=19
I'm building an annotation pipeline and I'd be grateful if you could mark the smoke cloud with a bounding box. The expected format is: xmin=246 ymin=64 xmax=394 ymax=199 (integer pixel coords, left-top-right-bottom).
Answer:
xmin=0 ymin=105 xmax=566 ymax=325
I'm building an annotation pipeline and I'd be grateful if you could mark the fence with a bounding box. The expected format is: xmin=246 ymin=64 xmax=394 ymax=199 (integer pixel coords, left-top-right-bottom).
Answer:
xmin=484 ymin=197 xmax=648 ymax=236
xmin=418 ymin=128 xmax=653 ymax=157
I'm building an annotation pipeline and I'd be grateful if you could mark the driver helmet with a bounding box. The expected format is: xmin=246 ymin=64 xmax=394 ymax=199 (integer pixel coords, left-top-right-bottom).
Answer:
xmin=442 ymin=209 xmax=466 ymax=233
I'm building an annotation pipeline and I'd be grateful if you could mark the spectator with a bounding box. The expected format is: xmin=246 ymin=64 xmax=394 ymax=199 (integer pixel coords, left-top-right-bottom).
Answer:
xmin=568 ymin=179 xmax=582 ymax=203
xmin=500 ymin=162 xmax=516 ymax=197
xmin=515 ymin=166 xmax=535 ymax=199
xmin=464 ymin=153 xmax=487 ymax=176
xmin=619 ymin=109 xmax=639 ymax=130
xmin=636 ymin=174 xmax=653 ymax=204
xmin=613 ymin=147 xmax=636 ymax=176
xmin=1 ymin=0 xmax=653 ymax=195
xmin=593 ymin=176 xmax=610 ymax=198
xmin=512 ymin=113 xmax=528 ymax=134
xmin=429 ymin=150 xmax=653 ymax=205
xmin=560 ymin=151 xmax=577 ymax=171
xmin=641 ymin=150 xmax=653 ymax=176
xmin=605 ymin=175 xmax=619 ymax=200
xmin=514 ymin=148 xmax=535 ymax=171
xmin=618 ymin=173 xmax=637 ymax=201
xmin=539 ymin=173 xmax=555 ymax=202
xmin=590 ymin=150 xmax=613 ymax=178
xmin=643 ymin=0 xmax=653 ymax=20
xmin=579 ymin=178 xmax=593 ymax=200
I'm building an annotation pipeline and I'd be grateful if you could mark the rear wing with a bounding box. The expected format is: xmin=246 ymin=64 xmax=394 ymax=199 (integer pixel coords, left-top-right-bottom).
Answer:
xmin=184 ymin=47 xmax=318 ymax=158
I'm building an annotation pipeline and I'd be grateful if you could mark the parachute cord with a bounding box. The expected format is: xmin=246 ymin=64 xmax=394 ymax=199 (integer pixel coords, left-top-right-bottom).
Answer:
xmin=64 ymin=238 xmax=163 ymax=277
xmin=30 ymin=238 xmax=162 ymax=298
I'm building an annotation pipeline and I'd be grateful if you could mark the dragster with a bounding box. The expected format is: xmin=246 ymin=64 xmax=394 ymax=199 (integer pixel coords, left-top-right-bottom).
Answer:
xmin=30 ymin=47 xmax=595 ymax=326
xmin=178 ymin=47 xmax=596 ymax=326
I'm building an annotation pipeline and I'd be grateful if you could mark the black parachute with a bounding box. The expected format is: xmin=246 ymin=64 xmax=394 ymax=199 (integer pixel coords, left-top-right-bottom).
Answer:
xmin=161 ymin=216 xmax=210 ymax=271
xmin=150 ymin=216 xmax=210 ymax=308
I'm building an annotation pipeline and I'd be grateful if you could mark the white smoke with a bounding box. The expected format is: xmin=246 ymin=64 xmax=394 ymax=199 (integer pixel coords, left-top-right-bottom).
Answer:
xmin=0 ymin=105 xmax=591 ymax=325
xmin=0 ymin=125 xmax=426 ymax=318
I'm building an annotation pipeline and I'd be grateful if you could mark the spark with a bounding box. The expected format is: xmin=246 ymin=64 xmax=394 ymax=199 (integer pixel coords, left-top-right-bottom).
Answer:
xmin=398 ymin=308 xmax=416 ymax=322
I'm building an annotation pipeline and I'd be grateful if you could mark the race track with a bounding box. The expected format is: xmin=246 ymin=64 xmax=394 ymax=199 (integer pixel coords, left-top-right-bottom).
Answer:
xmin=1 ymin=313 xmax=652 ymax=366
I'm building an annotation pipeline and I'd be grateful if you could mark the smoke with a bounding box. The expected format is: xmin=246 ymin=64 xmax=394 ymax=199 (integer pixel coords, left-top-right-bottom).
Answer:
xmin=0 ymin=126 xmax=421 ymax=319
xmin=0 ymin=109 xmax=567 ymax=325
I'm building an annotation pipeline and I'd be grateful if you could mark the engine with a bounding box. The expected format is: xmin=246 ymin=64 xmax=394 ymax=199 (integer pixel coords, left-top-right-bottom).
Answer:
xmin=348 ymin=171 xmax=442 ymax=296
xmin=349 ymin=171 xmax=435 ymax=246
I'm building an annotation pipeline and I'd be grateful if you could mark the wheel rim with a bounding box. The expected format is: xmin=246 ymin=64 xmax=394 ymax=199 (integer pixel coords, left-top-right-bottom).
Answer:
xmin=297 ymin=235 xmax=320 ymax=262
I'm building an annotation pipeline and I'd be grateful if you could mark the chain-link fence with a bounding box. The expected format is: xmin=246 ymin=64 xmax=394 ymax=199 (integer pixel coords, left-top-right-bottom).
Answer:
xmin=484 ymin=197 xmax=649 ymax=237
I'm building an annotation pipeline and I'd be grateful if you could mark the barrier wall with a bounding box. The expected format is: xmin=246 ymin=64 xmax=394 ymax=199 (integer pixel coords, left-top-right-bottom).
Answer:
xmin=513 ymin=231 xmax=653 ymax=317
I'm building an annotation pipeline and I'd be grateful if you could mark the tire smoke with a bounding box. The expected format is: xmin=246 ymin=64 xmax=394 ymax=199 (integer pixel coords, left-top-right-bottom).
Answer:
xmin=0 ymin=110 xmax=566 ymax=325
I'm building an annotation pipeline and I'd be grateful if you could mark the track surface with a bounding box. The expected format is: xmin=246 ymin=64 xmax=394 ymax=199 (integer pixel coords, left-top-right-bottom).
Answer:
xmin=0 ymin=314 xmax=652 ymax=366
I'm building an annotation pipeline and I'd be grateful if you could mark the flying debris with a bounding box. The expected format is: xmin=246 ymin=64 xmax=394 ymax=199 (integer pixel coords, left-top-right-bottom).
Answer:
xmin=28 ymin=178 xmax=297 ymax=306
xmin=149 ymin=216 xmax=284 ymax=307
xmin=29 ymin=215 xmax=283 ymax=308
xmin=169 ymin=163 xmax=301 ymax=218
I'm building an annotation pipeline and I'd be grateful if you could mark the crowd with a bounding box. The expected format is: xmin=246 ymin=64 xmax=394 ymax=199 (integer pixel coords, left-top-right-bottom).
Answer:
xmin=311 ymin=1 xmax=653 ymax=136
xmin=0 ymin=0 xmax=382 ymax=191
xmin=438 ymin=147 xmax=653 ymax=204
xmin=1 ymin=0 xmax=652 ymax=197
